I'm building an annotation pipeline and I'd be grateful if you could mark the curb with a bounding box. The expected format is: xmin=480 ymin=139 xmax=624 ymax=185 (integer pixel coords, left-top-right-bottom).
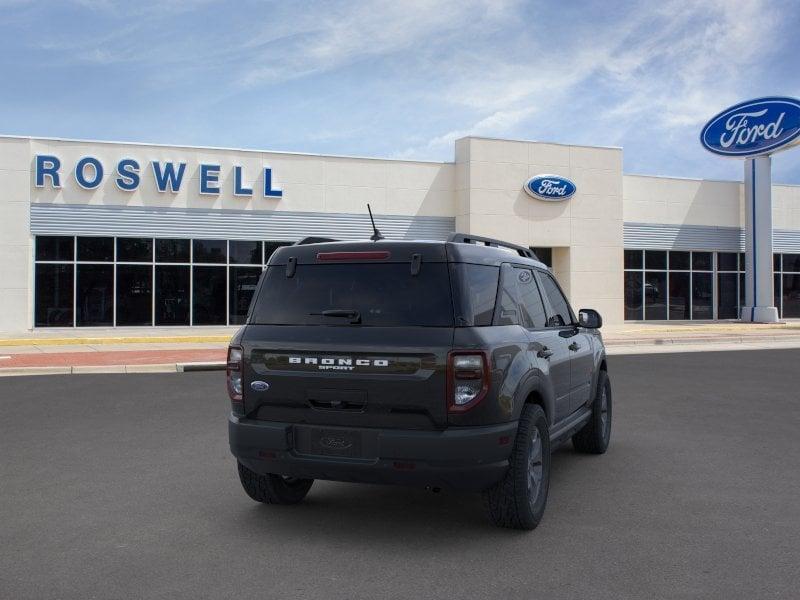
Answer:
xmin=604 ymin=334 xmax=800 ymax=346
xmin=0 ymin=362 xmax=226 ymax=377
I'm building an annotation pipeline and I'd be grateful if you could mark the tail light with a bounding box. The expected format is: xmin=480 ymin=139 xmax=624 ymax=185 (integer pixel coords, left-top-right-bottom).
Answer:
xmin=447 ymin=351 xmax=490 ymax=413
xmin=227 ymin=346 xmax=244 ymax=412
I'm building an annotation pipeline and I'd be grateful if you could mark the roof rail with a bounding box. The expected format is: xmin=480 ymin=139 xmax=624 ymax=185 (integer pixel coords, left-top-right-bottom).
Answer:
xmin=447 ymin=233 xmax=538 ymax=260
xmin=294 ymin=236 xmax=338 ymax=245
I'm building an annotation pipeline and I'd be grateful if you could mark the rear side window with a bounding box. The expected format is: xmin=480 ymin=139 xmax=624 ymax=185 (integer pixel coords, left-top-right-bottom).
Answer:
xmin=450 ymin=264 xmax=499 ymax=326
xmin=516 ymin=268 xmax=547 ymax=328
xmin=251 ymin=263 xmax=453 ymax=327
xmin=494 ymin=264 xmax=521 ymax=326
xmin=540 ymin=272 xmax=574 ymax=327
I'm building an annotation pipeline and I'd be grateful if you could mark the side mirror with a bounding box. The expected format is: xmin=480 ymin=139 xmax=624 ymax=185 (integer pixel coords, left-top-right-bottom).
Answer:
xmin=578 ymin=308 xmax=602 ymax=329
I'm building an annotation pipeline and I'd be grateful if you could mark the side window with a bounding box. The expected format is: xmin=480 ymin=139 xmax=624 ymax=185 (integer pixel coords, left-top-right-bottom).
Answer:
xmin=494 ymin=264 xmax=520 ymax=326
xmin=516 ymin=268 xmax=547 ymax=328
xmin=540 ymin=272 xmax=573 ymax=327
xmin=450 ymin=263 xmax=499 ymax=326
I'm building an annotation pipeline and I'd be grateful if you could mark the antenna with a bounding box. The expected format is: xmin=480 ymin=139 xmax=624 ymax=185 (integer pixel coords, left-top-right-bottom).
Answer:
xmin=367 ymin=204 xmax=384 ymax=241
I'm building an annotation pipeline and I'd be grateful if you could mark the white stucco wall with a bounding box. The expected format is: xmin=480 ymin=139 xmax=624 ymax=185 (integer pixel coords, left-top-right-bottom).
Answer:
xmin=0 ymin=137 xmax=33 ymax=334
xmin=623 ymin=173 xmax=800 ymax=231
xmin=26 ymin=138 xmax=455 ymax=217
xmin=456 ymin=137 xmax=624 ymax=324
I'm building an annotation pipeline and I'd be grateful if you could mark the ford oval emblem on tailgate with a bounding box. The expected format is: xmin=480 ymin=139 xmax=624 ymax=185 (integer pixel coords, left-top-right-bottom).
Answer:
xmin=319 ymin=436 xmax=353 ymax=450
xmin=250 ymin=380 xmax=270 ymax=392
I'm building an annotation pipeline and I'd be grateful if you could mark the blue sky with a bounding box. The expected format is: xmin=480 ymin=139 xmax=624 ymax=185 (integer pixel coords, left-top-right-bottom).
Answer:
xmin=2 ymin=0 xmax=799 ymax=182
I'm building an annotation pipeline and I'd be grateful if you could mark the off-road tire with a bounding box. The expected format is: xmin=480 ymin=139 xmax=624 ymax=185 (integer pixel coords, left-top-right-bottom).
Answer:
xmin=572 ymin=370 xmax=612 ymax=454
xmin=237 ymin=461 xmax=314 ymax=504
xmin=483 ymin=404 xmax=550 ymax=530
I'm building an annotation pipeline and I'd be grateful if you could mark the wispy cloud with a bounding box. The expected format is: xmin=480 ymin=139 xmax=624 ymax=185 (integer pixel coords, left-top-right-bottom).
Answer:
xmin=1 ymin=0 xmax=798 ymax=182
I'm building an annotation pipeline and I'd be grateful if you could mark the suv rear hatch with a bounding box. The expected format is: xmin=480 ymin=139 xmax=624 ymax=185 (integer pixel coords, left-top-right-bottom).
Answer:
xmin=240 ymin=242 xmax=454 ymax=430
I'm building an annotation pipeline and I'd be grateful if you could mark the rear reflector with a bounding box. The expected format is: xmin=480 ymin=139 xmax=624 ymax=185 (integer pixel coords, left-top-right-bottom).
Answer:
xmin=317 ymin=251 xmax=391 ymax=261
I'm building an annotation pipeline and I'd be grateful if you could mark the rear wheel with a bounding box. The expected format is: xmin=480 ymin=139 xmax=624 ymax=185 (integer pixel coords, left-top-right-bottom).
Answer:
xmin=237 ymin=461 xmax=314 ymax=504
xmin=572 ymin=370 xmax=612 ymax=454
xmin=483 ymin=404 xmax=551 ymax=530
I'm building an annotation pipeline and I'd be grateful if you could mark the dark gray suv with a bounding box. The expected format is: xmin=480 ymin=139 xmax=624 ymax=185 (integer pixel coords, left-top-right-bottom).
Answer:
xmin=227 ymin=234 xmax=611 ymax=529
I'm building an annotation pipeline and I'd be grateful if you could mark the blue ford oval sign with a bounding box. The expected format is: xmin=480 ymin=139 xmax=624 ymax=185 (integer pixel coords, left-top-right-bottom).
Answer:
xmin=700 ymin=96 xmax=800 ymax=157
xmin=524 ymin=175 xmax=576 ymax=201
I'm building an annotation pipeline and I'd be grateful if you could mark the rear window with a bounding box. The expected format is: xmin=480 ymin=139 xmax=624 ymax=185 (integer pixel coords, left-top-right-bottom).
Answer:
xmin=251 ymin=263 xmax=453 ymax=327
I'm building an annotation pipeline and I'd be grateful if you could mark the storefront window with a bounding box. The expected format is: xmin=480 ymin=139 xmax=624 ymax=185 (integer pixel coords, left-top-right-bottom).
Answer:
xmin=156 ymin=239 xmax=190 ymax=263
xmin=229 ymin=267 xmax=262 ymax=325
xmin=36 ymin=236 xmax=73 ymax=261
xmin=783 ymin=274 xmax=800 ymax=318
xmin=78 ymin=237 xmax=113 ymax=262
xmin=35 ymin=263 xmax=73 ymax=326
xmin=116 ymin=265 xmax=153 ymax=325
xmin=193 ymin=239 xmax=227 ymax=264
xmin=692 ymin=272 xmax=713 ymax=319
xmin=624 ymin=249 xmax=642 ymax=270
xmin=192 ymin=266 xmax=226 ymax=325
xmin=155 ymin=265 xmax=190 ymax=325
xmin=644 ymin=271 xmax=667 ymax=320
xmin=668 ymin=272 xmax=690 ymax=320
xmin=76 ymin=264 xmax=113 ymax=326
xmin=230 ymin=240 xmax=262 ymax=265
xmin=669 ymin=251 xmax=689 ymax=270
xmin=624 ymin=271 xmax=643 ymax=320
xmin=625 ymin=249 xmax=746 ymax=321
xmin=645 ymin=250 xmax=666 ymax=270
xmin=117 ymin=238 xmax=153 ymax=262
xmin=33 ymin=235 xmax=294 ymax=327
xmin=717 ymin=273 xmax=739 ymax=319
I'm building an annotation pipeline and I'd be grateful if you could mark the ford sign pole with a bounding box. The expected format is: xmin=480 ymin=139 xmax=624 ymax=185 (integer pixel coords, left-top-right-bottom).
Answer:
xmin=744 ymin=156 xmax=778 ymax=322
xmin=700 ymin=97 xmax=800 ymax=323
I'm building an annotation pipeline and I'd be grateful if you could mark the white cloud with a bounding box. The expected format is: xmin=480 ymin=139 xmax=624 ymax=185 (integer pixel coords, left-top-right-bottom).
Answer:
xmin=398 ymin=0 xmax=789 ymax=162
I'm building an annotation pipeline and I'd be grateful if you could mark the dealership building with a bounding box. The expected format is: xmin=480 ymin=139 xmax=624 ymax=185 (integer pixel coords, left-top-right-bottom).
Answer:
xmin=1 ymin=134 xmax=799 ymax=334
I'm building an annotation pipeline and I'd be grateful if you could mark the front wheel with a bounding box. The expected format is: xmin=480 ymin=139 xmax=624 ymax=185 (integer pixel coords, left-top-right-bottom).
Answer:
xmin=572 ymin=370 xmax=612 ymax=454
xmin=237 ymin=461 xmax=314 ymax=505
xmin=483 ymin=404 xmax=551 ymax=530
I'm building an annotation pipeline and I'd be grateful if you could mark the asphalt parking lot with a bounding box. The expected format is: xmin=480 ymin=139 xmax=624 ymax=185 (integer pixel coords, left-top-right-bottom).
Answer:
xmin=1 ymin=349 xmax=799 ymax=599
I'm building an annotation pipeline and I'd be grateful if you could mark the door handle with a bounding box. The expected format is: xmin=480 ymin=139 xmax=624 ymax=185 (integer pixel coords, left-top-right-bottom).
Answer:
xmin=537 ymin=346 xmax=553 ymax=359
xmin=568 ymin=342 xmax=580 ymax=352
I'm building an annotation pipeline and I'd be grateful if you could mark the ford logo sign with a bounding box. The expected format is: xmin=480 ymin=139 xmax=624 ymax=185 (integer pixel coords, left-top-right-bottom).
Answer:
xmin=524 ymin=174 xmax=576 ymax=201
xmin=250 ymin=380 xmax=270 ymax=392
xmin=700 ymin=96 xmax=800 ymax=157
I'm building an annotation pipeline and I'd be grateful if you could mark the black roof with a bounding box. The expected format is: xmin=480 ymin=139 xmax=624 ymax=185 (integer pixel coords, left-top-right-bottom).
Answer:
xmin=268 ymin=235 xmax=547 ymax=269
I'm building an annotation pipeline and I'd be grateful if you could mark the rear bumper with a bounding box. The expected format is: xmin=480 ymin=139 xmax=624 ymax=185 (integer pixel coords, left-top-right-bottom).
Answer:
xmin=229 ymin=415 xmax=517 ymax=492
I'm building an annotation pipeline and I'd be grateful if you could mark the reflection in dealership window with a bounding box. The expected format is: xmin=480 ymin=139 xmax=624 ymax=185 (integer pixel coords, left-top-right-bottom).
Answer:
xmin=77 ymin=264 xmax=113 ymax=326
xmin=624 ymin=249 xmax=747 ymax=321
xmin=230 ymin=267 xmax=263 ymax=325
xmin=156 ymin=265 xmax=190 ymax=325
xmin=116 ymin=265 xmax=153 ymax=325
xmin=35 ymin=264 xmax=73 ymax=326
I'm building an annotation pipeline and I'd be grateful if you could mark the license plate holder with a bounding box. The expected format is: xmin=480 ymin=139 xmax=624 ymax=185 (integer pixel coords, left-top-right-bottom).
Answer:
xmin=296 ymin=427 xmax=363 ymax=459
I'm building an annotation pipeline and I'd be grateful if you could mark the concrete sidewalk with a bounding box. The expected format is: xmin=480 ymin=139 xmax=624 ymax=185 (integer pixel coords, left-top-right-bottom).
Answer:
xmin=0 ymin=327 xmax=233 ymax=376
xmin=1 ymin=322 xmax=800 ymax=376
xmin=601 ymin=321 xmax=800 ymax=354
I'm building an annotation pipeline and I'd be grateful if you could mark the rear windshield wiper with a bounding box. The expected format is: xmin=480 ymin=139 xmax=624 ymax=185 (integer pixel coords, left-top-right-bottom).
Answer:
xmin=310 ymin=309 xmax=362 ymax=324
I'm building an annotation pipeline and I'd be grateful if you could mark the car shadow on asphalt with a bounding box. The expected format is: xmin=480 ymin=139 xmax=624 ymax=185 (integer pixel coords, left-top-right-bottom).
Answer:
xmin=224 ymin=446 xmax=594 ymax=543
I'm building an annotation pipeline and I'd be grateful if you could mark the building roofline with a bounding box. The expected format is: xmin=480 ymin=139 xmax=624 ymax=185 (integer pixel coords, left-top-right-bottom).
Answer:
xmin=0 ymin=134 xmax=451 ymax=166
xmin=624 ymin=171 xmax=800 ymax=188
xmin=459 ymin=135 xmax=623 ymax=151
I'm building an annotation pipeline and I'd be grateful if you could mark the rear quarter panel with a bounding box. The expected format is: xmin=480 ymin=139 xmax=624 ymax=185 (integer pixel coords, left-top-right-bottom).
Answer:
xmin=449 ymin=325 xmax=531 ymax=426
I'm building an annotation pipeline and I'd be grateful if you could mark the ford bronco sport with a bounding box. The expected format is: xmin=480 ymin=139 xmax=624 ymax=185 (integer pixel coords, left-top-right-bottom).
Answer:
xmin=227 ymin=233 xmax=611 ymax=529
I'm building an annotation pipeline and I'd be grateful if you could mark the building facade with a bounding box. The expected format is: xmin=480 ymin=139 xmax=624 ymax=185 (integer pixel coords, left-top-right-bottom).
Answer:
xmin=1 ymin=134 xmax=799 ymax=334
